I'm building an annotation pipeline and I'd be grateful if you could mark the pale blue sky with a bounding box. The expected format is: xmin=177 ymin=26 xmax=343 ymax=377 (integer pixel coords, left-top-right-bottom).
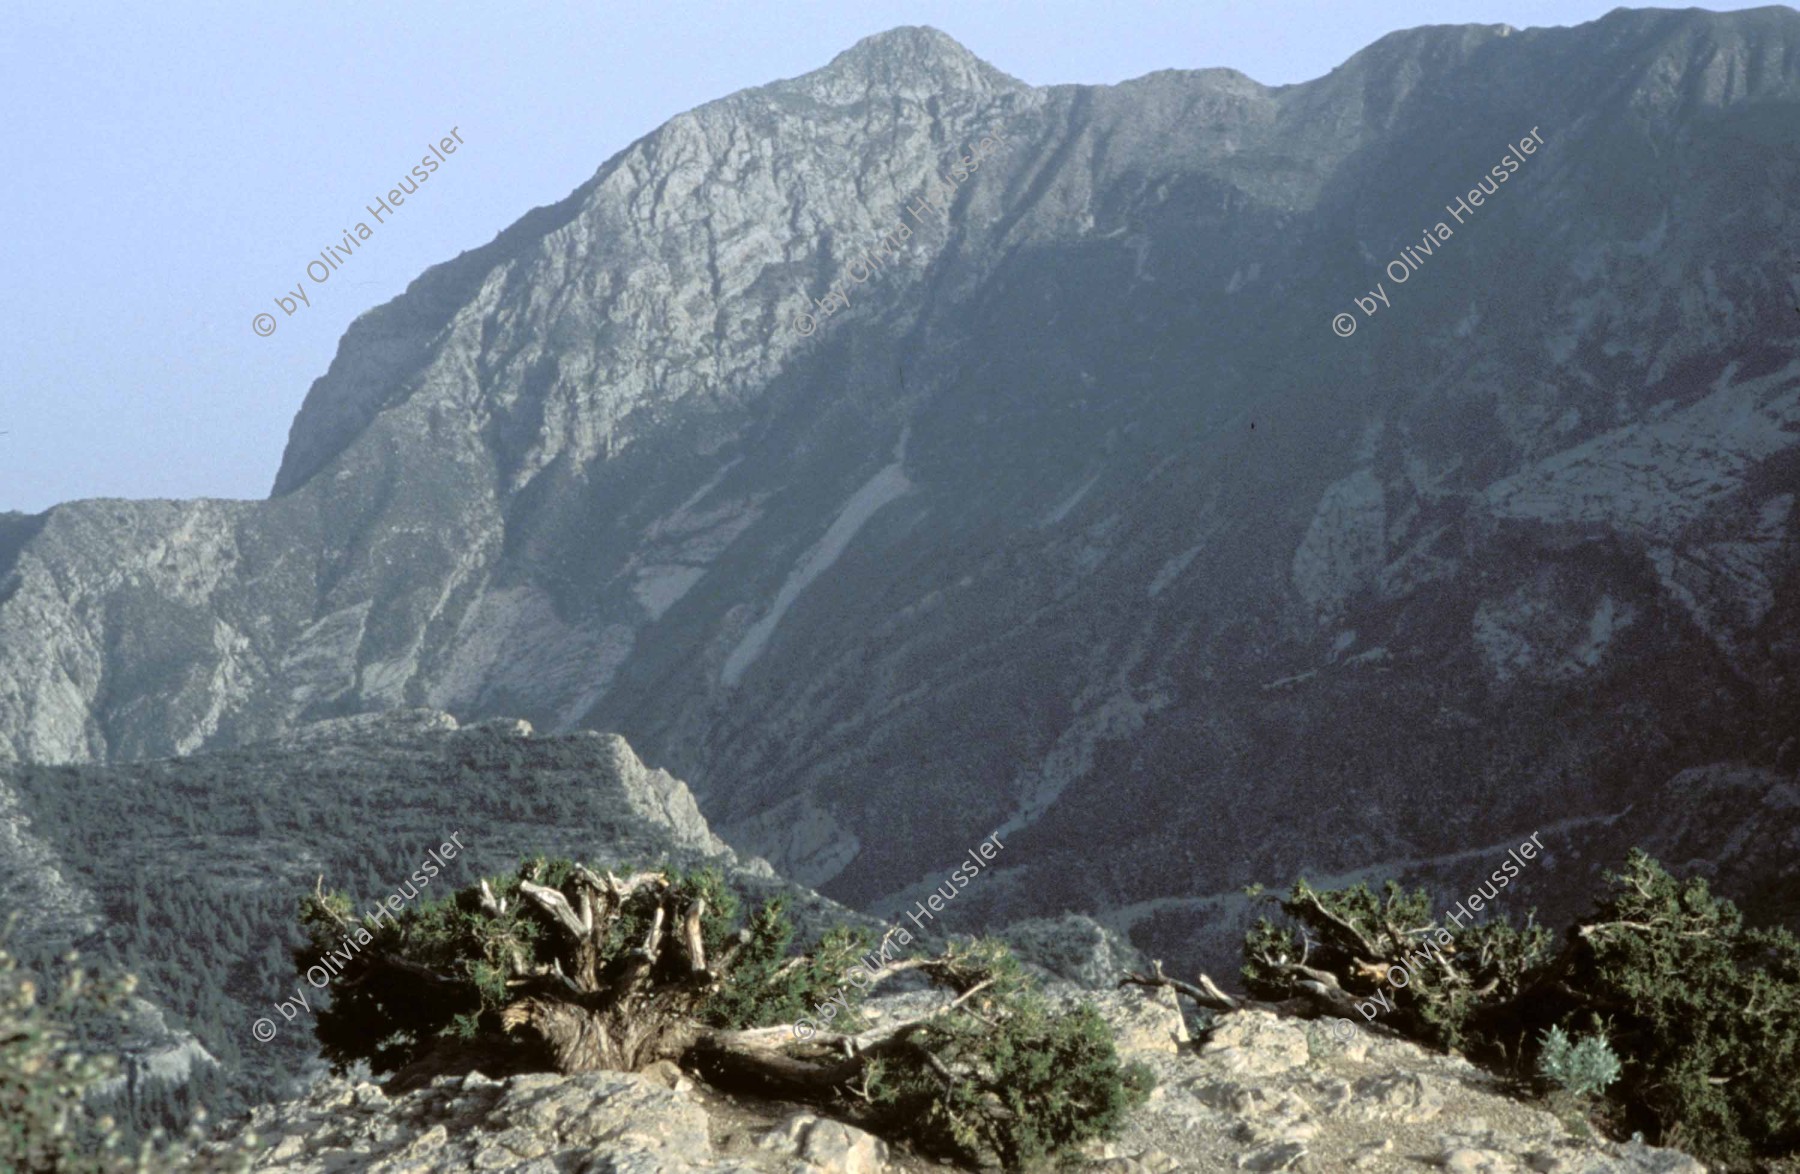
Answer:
xmin=2 ymin=2 xmax=1776 ymax=512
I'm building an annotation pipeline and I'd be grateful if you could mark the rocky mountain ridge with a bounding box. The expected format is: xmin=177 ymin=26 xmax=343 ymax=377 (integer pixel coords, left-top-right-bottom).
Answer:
xmin=2 ymin=8 xmax=1798 ymax=991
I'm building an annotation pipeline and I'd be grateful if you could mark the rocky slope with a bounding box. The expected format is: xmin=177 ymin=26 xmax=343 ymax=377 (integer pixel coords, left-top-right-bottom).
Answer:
xmin=0 ymin=712 xmax=836 ymax=1121
xmin=3 ymin=8 xmax=1798 ymax=985
xmin=3 ymin=708 xmax=1145 ymax=1135
xmin=197 ymin=993 xmax=1707 ymax=1172
xmin=7 ymin=711 xmax=1724 ymax=1169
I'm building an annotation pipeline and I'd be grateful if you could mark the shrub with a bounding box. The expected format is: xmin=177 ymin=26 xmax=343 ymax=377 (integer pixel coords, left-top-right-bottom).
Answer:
xmin=1241 ymin=876 xmax=1552 ymax=1052
xmin=297 ymin=859 xmax=853 ymax=1076
xmin=1560 ymin=850 xmax=1800 ymax=1162
xmin=1236 ymin=850 xmax=1800 ymax=1167
xmin=863 ymin=939 xmax=1154 ymax=1169
xmin=701 ymin=903 xmax=872 ymax=1033
xmin=1536 ymin=1024 xmax=1622 ymax=1097
xmin=296 ymin=857 xmax=1150 ymax=1168
xmin=0 ymin=936 xmax=247 ymax=1173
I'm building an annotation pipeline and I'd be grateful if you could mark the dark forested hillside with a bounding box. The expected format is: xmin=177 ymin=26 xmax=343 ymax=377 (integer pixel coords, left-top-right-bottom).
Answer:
xmin=2 ymin=712 xmax=858 ymax=1125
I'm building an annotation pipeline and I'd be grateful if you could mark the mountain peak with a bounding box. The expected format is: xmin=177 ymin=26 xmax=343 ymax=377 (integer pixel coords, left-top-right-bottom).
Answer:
xmin=831 ymin=25 xmax=979 ymax=69
xmin=799 ymin=25 xmax=1023 ymax=99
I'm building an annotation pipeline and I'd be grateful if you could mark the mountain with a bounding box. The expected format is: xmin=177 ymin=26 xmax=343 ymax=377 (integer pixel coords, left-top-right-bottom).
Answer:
xmin=4 ymin=10 xmax=1800 ymax=986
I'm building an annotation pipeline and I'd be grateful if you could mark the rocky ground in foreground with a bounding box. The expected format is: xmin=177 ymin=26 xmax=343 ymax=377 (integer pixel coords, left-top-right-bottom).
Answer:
xmin=200 ymin=991 xmax=1705 ymax=1173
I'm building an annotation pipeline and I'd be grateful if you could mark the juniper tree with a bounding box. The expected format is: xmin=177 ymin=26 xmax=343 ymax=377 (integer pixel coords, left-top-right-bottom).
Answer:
xmin=296 ymin=856 xmax=1150 ymax=1170
xmin=1555 ymin=850 xmax=1800 ymax=1161
xmin=1125 ymin=850 xmax=1800 ymax=1167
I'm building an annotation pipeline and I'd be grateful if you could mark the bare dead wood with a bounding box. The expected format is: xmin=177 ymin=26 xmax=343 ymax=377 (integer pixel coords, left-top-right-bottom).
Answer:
xmin=1578 ymin=919 xmax=1713 ymax=940
xmin=1295 ymin=887 xmax=1382 ymax=959
xmin=336 ymin=859 xmax=1035 ymax=1109
xmin=518 ymin=880 xmax=588 ymax=940
xmin=570 ymin=863 xmax=611 ymax=892
xmin=576 ymin=886 xmax=596 ymax=943
xmin=606 ymin=871 xmax=672 ymax=902
xmin=641 ymin=902 xmax=667 ymax=962
xmin=769 ymin=956 xmax=809 ymax=981
xmin=1119 ymin=958 xmax=1364 ymax=1022
xmin=688 ymin=1031 xmax=866 ymax=1098
xmin=311 ymin=875 xmax=357 ymax=932
xmin=689 ymin=1001 xmax=1005 ymax=1103
xmin=867 ymin=956 xmax=937 ymax=982
xmin=507 ymin=956 xmax=582 ymax=995
xmin=478 ymin=879 xmax=508 ymax=917
xmin=1117 ymin=959 xmax=1240 ymax=1011
xmin=682 ymin=897 xmax=708 ymax=975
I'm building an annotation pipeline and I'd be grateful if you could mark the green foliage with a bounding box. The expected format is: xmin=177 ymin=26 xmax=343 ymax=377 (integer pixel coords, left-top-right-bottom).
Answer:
xmin=1407 ymin=912 xmax=1558 ymax=1053
xmin=0 ymin=728 xmax=652 ymax=1131
xmin=925 ymin=935 xmax=1033 ymax=1002
xmin=0 ymin=937 xmax=247 ymax=1173
xmin=1239 ymin=849 xmax=1800 ymax=1166
xmin=1241 ymin=876 xmax=1553 ymax=1052
xmin=1536 ymin=1024 xmax=1621 ymax=1097
xmin=1562 ymin=850 xmax=1800 ymax=1162
xmin=294 ymin=867 xmax=1149 ymax=1171
xmin=300 ymin=859 xmax=845 ymax=1076
xmin=865 ymin=940 xmax=1153 ymax=1171
xmin=297 ymin=877 xmax=488 ymax=1076
xmin=705 ymin=905 xmax=872 ymax=1032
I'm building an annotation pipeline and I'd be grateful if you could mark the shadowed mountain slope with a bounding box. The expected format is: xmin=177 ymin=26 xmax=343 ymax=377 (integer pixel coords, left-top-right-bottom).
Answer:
xmin=3 ymin=12 xmax=1799 ymax=978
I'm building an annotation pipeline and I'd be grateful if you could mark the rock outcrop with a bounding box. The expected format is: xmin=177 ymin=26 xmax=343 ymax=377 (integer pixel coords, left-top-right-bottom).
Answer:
xmin=205 ymin=1068 xmax=897 ymax=1174
xmin=1107 ymin=1005 xmax=1705 ymax=1173
xmin=199 ymin=993 xmax=1707 ymax=1173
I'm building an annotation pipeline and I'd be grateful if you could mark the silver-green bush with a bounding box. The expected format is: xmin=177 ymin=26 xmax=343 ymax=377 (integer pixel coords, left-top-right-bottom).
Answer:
xmin=1535 ymin=1024 xmax=1622 ymax=1098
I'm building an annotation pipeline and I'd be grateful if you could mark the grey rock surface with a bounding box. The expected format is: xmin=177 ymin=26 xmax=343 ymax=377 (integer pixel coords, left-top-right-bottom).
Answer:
xmin=209 ymin=1071 xmax=742 ymax=1173
xmin=1089 ymin=1001 xmax=1707 ymax=1174
xmin=3 ymin=6 xmax=1799 ymax=1036
xmin=195 ymin=995 xmax=1707 ymax=1173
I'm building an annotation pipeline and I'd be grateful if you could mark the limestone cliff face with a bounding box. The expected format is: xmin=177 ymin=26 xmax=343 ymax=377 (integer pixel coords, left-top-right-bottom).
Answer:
xmin=3 ymin=13 xmax=1799 ymax=975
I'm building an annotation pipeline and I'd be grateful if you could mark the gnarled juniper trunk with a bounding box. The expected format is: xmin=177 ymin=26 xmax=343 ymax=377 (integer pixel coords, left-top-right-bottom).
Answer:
xmin=302 ymin=859 xmax=1152 ymax=1170
xmin=485 ymin=867 xmax=720 ymax=1072
xmin=501 ymin=996 xmax=700 ymax=1073
xmin=314 ymin=861 xmax=985 ymax=1099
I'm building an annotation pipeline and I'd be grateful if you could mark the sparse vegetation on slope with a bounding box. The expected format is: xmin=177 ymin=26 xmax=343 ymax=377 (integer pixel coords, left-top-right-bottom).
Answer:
xmin=2 ymin=719 xmax=842 ymax=1135
xmin=0 ymin=935 xmax=246 ymax=1174
xmin=1212 ymin=849 xmax=1800 ymax=1168
xmin=299 ymin=854 xmax=1152 ymax=1169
